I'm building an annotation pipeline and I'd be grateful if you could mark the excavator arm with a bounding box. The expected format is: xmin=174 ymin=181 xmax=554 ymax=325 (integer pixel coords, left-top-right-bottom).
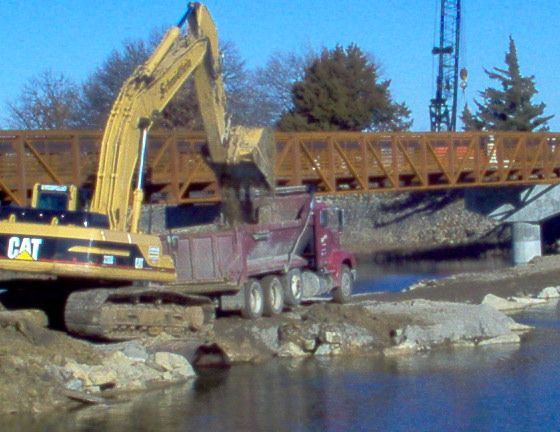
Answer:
xmin=90 ymin=3 xmax=275 ymax=232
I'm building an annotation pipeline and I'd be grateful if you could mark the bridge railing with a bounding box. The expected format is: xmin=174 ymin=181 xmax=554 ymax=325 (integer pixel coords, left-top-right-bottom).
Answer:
xmin=1 ymin=130 xmax=559 ymax=205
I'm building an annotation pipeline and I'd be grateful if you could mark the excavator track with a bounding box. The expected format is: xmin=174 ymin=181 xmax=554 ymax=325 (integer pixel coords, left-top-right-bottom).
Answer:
xmin=64 ymin=286 xmax=215 ymax=340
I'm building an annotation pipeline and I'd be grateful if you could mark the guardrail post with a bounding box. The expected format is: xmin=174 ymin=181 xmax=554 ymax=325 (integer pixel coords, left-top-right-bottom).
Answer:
xmin=13 ymin=135 xmax=28 ymax=205
xmin=292 ymin=138 xmax=302 ymax=187
xmin=71 ymin=135 xmax=81 ymax=185
xmin=360 ymin=137 xmax=369 ymax=190
xmin=327 ymin=136 xmax=336 ymax=192
xmin=170 ymin=132 xmax=180 ymax=202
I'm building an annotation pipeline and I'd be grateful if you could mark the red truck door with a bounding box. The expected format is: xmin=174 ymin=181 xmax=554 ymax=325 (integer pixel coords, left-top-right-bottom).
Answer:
xmin=314 ymin=206 xmax=344 ymax=270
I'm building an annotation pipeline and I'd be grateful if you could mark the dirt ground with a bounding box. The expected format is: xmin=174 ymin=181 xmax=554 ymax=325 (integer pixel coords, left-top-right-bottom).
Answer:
xmin=0 ymin=311 xmax=101 ymax=414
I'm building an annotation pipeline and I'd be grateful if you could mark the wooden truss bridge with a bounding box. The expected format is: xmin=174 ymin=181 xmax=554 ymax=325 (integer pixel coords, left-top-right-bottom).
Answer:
xmin=1 ymin=130 xmax=560 ymax=206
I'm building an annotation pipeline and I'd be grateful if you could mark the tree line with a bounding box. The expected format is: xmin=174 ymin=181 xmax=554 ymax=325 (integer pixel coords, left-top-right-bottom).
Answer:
xmin=3 ymin=33 xmax=553 ymax=133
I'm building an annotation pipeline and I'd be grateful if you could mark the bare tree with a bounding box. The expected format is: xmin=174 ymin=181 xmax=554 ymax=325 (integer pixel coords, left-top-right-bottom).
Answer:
xmin=155 ymin=40 xmax=248 ymax=129
xmin=5 ymin=70 xmax=81 ymax=129
xmin=207 ymin=46 xmax=315 ymax=128
xmin=75 ymin=36 xmax=253 ymax=130
xmin=221 ymin=41 xmax=253 ymax=126
xmin=251 ymin=50 xmax=314 ymax=126
xmin=77 ymin=39 xmax=153 ymax=128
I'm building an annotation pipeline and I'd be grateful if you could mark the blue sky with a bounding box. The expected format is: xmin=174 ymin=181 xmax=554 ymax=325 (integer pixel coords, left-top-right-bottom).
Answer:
xmin=2 ymin=0 xmax=560 ymax=131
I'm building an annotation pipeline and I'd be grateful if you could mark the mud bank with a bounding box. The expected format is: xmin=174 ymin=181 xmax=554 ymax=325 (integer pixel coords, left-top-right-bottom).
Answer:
xmin=0 ymin=311 xmax=195 ymax=415
xmin=2 ymin=255 xmax=560 ymax=416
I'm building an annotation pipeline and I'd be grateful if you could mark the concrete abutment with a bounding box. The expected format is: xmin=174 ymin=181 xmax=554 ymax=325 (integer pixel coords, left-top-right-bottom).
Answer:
xmin=466 ymin=185 xmax=560 ymax=265
xmin=511 ymin=222 xmax=542 ymax=265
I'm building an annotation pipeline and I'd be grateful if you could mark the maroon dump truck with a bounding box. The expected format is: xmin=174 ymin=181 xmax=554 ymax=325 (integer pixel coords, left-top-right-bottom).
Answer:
xmin=161 ymin=191 xmax=356 ymax=319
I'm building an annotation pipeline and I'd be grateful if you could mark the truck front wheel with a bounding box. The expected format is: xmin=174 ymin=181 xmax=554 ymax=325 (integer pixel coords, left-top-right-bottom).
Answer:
xmin=241 ymin=279 xmax=264 ymax=319
xmin=282 ymin=269 xmax=303 ymax=306
xmin=332 ymin=265 xmax=353 ymax=304
xmin=262 ymin=276 xmax=284 ymax=316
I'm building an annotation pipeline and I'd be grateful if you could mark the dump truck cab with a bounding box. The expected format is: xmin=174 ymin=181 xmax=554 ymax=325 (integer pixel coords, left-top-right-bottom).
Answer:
xmin=313 ymin=202 xmax=355 ymax=284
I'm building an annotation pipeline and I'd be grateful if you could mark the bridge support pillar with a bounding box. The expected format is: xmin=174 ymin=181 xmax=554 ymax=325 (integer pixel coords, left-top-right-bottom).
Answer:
xmin=512 ymin=222 xmax=542 ymax=265
xmin=465 ymin=185 xmax=560 ymax=265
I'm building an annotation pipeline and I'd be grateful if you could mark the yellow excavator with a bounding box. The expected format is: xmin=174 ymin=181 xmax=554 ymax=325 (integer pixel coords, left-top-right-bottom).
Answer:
xmin=0 ymin=3 xmax=276 ymax=336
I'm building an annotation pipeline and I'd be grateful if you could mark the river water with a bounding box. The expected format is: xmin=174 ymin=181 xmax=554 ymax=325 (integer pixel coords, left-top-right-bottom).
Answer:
xmin=353 ymin=256 xmax=509 ymax=294
xmin=4 ymin=259 xmax=560 ymax=432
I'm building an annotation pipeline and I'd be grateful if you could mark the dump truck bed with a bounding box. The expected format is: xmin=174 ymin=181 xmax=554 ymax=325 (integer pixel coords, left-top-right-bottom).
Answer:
xmin=163 ymin=193 xmax=312 ymax=293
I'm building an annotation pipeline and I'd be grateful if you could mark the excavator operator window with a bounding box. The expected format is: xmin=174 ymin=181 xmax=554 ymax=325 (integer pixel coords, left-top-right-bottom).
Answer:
xmin=37 ymin=191 xmax=69 ymax=211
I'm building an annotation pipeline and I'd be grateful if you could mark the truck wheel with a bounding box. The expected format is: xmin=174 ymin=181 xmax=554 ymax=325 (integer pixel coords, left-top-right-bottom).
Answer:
xmin=262 ymin=276 xmax=284 ymax=316
xmin=332 ymin=265 xmax=353 ymax=304
xmin=241 ymin=279 xmax=264 ymax=319
xmin=282 ymin=269 xmax=303 ymax=306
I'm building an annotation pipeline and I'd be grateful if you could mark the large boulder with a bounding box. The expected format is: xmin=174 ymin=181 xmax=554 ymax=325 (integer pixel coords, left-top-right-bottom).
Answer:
xmin=359 ymin=299 xmax=523 ymax=353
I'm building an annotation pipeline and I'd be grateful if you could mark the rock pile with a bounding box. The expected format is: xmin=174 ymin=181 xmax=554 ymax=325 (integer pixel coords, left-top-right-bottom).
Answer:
xmin=321 ymin=192 xmax=505 ymax=254
xmin=211 ymin=299 xmax=525 ymax=362
xmin=375 ymin=300 xmax=524 ymax=354
xmin=54 ymin=349 xmax=194 ymax=395
xmin=481 ymin=286 xmax=560 ymax=312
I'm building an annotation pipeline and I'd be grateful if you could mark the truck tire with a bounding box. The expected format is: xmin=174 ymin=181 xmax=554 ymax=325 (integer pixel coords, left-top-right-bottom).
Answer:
xmin=282 ymin=269 xmax=303 ymax=306
xmin=241 ymin=279 xmax=264 ymax=319
xmin=262 ymin=276 xmax=284 ymax=316
xmin=332 ymin=265 xmax=353 ymax=304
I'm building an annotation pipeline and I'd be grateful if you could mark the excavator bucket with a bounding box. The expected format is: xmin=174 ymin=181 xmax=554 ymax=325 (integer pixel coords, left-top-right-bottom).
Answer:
xmin=225 ymin=126 xmax=277 ymax=190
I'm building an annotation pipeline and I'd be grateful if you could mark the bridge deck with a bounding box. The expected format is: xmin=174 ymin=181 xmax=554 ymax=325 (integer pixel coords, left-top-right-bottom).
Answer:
xmin=1 ymin=130 xmax=559 ymax=205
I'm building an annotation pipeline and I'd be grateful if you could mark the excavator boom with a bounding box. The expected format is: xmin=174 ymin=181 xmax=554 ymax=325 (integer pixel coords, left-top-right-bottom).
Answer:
xmin=90 ymin=2 xmax=275 ymax=232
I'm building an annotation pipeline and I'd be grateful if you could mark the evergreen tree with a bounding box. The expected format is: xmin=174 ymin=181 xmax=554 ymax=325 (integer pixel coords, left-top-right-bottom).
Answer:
xmin=278 ymin=44 xmax=411 ymax=132
xmin=461 ymin=104 xmax=483 ymax=131
xmin=462 ymin=36 xmax=553 ymax=131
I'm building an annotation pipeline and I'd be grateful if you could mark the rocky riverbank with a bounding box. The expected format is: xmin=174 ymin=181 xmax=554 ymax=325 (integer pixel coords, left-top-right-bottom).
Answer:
xmin=321 ymin=190 xmax=510 ymax=258
xmin=3 ymin=254 xmax=560 ymax=416
xmin=0 ymin=308 xmax=196 ymax=414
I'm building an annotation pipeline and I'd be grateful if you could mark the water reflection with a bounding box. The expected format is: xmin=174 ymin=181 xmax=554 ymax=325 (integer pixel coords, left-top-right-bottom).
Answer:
xmin=8 ymin=330 xmax=559 ymax=432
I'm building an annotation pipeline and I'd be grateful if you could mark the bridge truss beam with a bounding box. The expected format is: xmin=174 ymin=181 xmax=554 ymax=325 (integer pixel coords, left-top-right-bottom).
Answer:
xmin=1 ymin=130 xmax=560 ymax=205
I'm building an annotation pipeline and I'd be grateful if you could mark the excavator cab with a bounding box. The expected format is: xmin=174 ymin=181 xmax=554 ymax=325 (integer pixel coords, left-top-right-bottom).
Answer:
xmin=31 ymin=183 xmax=78 ymax=212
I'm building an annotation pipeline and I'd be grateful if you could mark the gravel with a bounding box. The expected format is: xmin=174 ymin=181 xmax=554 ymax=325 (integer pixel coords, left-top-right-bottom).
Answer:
xmin=320 ymin=191 xmax=509 ymax=255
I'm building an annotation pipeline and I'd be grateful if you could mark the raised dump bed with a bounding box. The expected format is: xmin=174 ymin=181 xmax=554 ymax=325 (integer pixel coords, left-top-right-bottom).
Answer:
xmin=164 ymin=193 xmax=312 ymax=290
xmin=162 ymin=192 xmax=355 ymax=318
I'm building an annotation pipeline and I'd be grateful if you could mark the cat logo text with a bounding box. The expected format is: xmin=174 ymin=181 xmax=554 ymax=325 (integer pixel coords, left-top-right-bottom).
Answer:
xmin=6 ymin=237 xmax=43 ymax=261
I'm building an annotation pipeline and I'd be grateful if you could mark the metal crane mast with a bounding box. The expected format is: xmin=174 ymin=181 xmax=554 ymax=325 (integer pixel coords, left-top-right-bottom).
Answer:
xmin=430 ymin=0 xmax=461 ymax=132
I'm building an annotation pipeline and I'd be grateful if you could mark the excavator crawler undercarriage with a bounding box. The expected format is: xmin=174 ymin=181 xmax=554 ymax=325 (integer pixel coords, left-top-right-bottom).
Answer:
xmin=64 ymin=286 xmax=215 ymax=340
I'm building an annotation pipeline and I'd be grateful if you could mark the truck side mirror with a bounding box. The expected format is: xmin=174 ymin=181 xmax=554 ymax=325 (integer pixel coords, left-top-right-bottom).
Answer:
xmin=337 ymin=209 xmax=345 ymax=231
xmin=319 ymin=209 xmax=328 ymax=227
